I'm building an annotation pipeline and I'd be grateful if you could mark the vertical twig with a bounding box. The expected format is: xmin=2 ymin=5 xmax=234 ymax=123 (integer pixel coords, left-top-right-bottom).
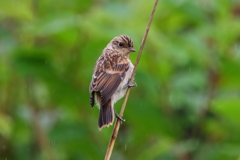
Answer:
xmin=104 ymin=0 xmax=159 ymax=159
xmin=26 ymin=79 xmax=56 ymax=160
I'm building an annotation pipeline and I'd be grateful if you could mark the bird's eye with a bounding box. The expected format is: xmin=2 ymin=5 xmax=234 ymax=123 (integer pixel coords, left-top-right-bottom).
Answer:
xmin=118 ymin=42 xmax=123 ymax=47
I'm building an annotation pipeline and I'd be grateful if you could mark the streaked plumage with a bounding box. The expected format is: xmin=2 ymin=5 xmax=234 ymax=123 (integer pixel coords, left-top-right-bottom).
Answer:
xmin=90 ymin=35 xmax=136 ymax=130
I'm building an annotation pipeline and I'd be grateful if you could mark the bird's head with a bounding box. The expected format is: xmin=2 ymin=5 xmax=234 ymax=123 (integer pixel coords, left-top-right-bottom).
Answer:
xmin=107 ymin=35 xmax=136 ymax=56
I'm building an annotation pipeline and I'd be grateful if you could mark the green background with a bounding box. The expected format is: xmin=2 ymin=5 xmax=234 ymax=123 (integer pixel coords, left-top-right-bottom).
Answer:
xmin=1 ymin=0 xmax=240 ymax=159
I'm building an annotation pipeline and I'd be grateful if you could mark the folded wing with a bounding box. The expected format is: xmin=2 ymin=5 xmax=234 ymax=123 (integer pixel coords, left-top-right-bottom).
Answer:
xmin=90 ymin=52 xmax=129 ymax=107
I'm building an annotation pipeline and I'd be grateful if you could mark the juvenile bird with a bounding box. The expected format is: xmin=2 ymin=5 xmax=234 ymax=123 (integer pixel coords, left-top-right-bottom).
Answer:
xmin=89 ymin=35 xmax=136 ymax=130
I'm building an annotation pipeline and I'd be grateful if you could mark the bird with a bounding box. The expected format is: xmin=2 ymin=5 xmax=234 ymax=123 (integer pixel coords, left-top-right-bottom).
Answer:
xmin=89 ymin=35 xmax=136 ymax=130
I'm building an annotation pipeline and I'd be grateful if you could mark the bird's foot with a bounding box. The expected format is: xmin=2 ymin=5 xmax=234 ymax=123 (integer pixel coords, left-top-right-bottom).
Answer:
xmin=115 ymin=113 xmax=126 ymax=122
xmin=114 ymin=109 xmax=125 ymax=122
xmin=123 ymin=81 xmax=137 ymax=89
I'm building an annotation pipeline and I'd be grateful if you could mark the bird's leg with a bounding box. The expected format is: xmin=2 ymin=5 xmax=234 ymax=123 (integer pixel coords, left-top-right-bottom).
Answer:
xmin=114 ymin=109 xmax=125 ymax=122
xmin=123 ymin=80 xmax=137 ymax=89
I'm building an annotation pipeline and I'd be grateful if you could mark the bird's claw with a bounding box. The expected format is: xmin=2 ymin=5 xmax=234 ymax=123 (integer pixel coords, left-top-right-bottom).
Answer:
xmin=123 ymin=81 xmax=137 ymax=89
xmin=114 ymin=109 xmax=125 ymax=123
xmin=115 ymin=114 xmax=126 ymax=122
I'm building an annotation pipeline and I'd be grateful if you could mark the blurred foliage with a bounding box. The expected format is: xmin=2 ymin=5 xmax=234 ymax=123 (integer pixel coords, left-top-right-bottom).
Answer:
xmin=1 ymin=0 xmax=240 ymax=159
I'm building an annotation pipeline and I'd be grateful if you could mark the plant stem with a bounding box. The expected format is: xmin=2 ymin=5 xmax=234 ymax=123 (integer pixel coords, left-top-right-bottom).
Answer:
xmin=104 ymin=0 xmax=159 ymax=159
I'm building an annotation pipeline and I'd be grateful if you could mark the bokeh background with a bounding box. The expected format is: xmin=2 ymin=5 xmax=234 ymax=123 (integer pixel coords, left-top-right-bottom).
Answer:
xmin=1 ymin=0 xmax=240 ymax=159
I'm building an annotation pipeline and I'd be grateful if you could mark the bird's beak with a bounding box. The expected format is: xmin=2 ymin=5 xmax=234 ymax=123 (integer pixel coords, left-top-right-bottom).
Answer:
xmin=129 ymin=48 xmax=136 ymax=52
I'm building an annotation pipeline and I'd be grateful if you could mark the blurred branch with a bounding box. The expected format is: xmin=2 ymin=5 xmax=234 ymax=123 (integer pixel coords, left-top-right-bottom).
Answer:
xmin=104 ymin=0 xmax=159 ymax=159
xmin=26 ymin=78 xmax=56 ymax=160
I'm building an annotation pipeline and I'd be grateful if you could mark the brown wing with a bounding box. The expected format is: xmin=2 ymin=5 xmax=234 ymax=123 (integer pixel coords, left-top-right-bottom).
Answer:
xmin=90 ymin=51 xmax=129 ymax=107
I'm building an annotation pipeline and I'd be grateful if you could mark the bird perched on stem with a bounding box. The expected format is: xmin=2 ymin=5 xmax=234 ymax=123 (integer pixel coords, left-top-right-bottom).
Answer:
xmin=90 ymin=35 xmax=136 ymax=130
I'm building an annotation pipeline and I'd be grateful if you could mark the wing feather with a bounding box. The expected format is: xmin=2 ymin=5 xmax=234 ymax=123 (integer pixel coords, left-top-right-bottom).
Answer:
xmin=90 ymin=52 xmax=129 ymax=106
xmin=100 ymin=74 xmax=122 ymax=105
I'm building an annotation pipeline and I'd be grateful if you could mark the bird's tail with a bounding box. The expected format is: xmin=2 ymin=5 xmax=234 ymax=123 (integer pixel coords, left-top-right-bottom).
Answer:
xmin=98 ymin=100 xmax=114 ymax=130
